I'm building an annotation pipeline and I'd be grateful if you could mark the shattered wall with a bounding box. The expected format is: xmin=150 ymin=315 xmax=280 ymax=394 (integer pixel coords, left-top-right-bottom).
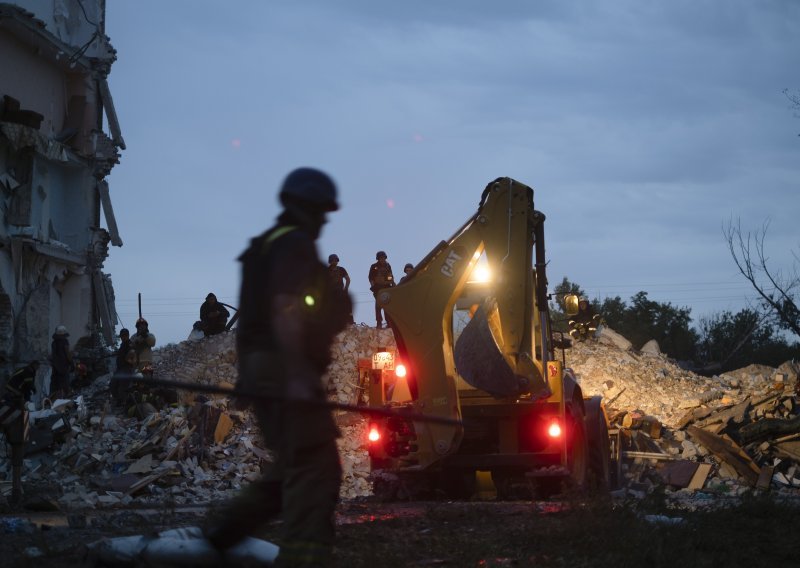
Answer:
xmin=0 ymin=1 xmax=124 ymax=372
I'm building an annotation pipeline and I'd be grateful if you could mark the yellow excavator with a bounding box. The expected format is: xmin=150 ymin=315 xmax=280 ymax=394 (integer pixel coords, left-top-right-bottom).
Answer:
xmin=365 ymin=177 xmax=613 ymax=497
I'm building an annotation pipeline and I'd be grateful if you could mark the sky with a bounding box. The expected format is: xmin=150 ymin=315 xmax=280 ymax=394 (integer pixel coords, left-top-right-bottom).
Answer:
xmin=101 ymin=0 xmax=800 ymax=347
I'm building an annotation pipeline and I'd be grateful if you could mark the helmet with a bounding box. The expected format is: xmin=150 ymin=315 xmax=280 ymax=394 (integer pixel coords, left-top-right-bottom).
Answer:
xmin=119 ymin=328 xmax=130 ymax=337
xmin=55 ymin=325 xmax=68 ymax=336
xmin=328 ymin=254 xmax=339 ymax=263
xmin=376 ymin=251 xmax=387 ymax=260
xmin=135 ymin=318 xmax=148 ymax=328
xmin=279 ymin=167 xmax=339 ymax=212
xmin=404 ymin=263 xmax=413 ymax=271
xmin=206 ymin=293 xmax=217 ymax=301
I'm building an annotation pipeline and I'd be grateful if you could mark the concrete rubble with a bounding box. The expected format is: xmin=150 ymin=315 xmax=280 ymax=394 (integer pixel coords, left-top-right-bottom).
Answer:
xmin=1 ymin=324 xmax=798 ymax=512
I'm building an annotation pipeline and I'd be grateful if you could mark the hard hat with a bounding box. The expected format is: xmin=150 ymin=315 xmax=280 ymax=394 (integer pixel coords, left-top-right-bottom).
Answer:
xmin=55 ymin=325 xmax=68 ymax=336
xmin=328 ymin=254 xmax=339 ymax=263
xmin=206 ymin=293 xmax=217 ymax=301
xmin=376 ymin=251 xmax=387 ymax=260
xmin=404 ymin=263 xmax=413 ymax=271
xmin=279 ymin=167 xmax=339 ymax=212
xmin=119 ymin=328 xmax=130 ymax=337
xmin=136 ymin=318 xmax=148 ymax=328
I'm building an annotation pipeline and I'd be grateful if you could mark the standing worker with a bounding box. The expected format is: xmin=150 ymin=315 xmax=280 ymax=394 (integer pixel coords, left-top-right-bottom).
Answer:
xmin=327 ymin=254 xmax=353 ymax=324
xmin=50 ymin=325 xmax=72 ymax=399
xmin=115 ymin=328 xmax=132 ymax=371
xmin=131 ymin=318 xmax=156 ymax=374
xmin=205 ymin=167 xmax=352 ymax=566
xmin=368 ymin=250 xmax=394 ymax=328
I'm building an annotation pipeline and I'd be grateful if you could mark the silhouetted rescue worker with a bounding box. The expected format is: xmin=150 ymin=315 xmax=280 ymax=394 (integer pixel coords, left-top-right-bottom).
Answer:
xmin=50 ymin=325 xmax=72 ymax=398
xmin=115 ymin=328 xmax=132 ymax=371
xmin=569 ymin=298 xmax=602 ymax=341
xmin=368 ymin=250 xmax=394 ymax=328
xmin=328 ymin=254 xmax=354 ymax=324
xmin=131 ymin=318 xmax=156 ymax=374
xmin=399 ymin=262 xmax=414 ymax=284
xmin=2 ymin=360 xmax=38 ymax=502
xmin=200 ymin=293 xmax=231 ymax=336
xmin=205 ymin=167 xmax=352 ymax=566
xmin=327 ymin=254 xmax=350 ymax=292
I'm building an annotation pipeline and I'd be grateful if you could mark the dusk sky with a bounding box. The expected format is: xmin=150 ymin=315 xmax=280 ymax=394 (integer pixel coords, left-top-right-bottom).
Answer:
xmin=102 ymin=1 xmax=799 ymax=346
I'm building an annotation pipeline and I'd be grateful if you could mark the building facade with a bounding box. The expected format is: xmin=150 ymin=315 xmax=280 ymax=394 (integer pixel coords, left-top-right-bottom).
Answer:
xmin=0 ymin=1 xmax=123 ymax=375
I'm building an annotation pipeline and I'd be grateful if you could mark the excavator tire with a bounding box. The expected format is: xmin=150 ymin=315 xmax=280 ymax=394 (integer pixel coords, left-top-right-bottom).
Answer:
xmin=585 ymin=396 xmax=611 ymax=492
xmin=565 ymin=400 xmax=589 ymax=491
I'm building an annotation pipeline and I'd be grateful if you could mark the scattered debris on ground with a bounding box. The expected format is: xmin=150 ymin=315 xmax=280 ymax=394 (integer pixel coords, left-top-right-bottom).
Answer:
xmin=1 ymin=325 xmax=799 ymax=516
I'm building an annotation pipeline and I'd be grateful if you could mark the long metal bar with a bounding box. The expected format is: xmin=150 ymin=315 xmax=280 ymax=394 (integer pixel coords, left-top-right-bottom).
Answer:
xmin=116 ymin=376 xmax=462 ymax=426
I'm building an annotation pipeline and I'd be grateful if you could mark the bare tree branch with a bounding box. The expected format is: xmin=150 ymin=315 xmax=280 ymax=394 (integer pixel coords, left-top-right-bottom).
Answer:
xmin=724 ymin=217 xmax=800 ymax=337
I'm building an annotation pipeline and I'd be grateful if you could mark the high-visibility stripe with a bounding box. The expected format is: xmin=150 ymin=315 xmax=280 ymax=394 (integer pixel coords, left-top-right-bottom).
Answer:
xmin=261 ymin=225 xmax=298 ymax=254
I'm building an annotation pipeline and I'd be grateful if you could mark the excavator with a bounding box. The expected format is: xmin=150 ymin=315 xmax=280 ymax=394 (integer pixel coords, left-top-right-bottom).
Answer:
xmin=365 ymin=177 xmax=614 ymax=497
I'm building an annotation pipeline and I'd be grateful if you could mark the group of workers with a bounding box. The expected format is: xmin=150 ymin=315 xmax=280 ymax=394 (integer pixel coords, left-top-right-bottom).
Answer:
xmin=328 ymin=249 xmax=414 ymax=329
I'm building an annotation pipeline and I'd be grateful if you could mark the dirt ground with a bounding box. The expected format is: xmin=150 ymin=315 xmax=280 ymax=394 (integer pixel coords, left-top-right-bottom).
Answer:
xmin=2 ymin=493 xmax=799 ymax=567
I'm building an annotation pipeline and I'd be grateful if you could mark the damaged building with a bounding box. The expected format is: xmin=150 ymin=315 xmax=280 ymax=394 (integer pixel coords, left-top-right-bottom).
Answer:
xmin=0 ymin=1 xmax=123 ymax=374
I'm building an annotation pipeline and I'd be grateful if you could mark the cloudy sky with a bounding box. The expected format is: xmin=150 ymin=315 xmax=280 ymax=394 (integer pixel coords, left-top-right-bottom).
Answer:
xmin=102 ymin=1 xmax=799 ymax=346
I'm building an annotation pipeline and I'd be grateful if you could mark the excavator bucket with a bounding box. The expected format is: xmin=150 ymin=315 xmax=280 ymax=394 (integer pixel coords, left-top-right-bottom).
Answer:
xmin=454 ymin=301 xmax=526 ymax=397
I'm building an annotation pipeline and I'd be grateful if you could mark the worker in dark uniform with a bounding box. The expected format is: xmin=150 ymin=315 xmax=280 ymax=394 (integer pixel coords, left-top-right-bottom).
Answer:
xmin=205 ymin=167 xmax=351 ymax=567
xmin=199 ymin=293 xmax=231 ymax=336
xmin=399 ymin=262 xmax=414 ymax=284
xmin=327 ymin=254 xmax=354 ymax=324
xmin=115 ymin=328 xmax=132 ymax=371
xmin=2 ymin=360 xmax=38 ymax=502
xmin=368 ymin=251 xmax=394 ymax=328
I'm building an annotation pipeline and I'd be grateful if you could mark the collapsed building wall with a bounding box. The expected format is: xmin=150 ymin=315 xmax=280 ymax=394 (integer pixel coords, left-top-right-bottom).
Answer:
xmin=0 ymin=1 xmax=124 ymax=373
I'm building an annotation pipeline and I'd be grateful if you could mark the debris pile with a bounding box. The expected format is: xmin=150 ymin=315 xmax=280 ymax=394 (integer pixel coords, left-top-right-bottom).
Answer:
xmin=1 ymin=324 xmax=798 ymax=511
xmin=0 ymin=325 xmax=396 ymax=508
xmin=570 ymin=329 xmax=800 ymax=500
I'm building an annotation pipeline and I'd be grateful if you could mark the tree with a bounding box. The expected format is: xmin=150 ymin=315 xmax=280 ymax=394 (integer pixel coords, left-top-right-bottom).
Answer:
xmin=784 ymin=88 xmax=800 ymax=136
xmin=724 ymin=218 xmax=800 ymax=337
xmin=600 ymin=291 xmax=697 ymax=360
xmin=697 ymin=308 xmax=800 ymax=374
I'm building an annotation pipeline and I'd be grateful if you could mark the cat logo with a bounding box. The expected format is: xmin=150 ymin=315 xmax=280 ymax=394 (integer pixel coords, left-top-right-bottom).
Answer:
xmin=440 ymin=249 xmax=463 ymax=277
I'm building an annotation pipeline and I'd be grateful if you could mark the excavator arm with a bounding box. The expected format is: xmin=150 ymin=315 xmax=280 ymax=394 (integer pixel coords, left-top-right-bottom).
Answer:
xmin=380 ymin=177 xmax=554 ymax=468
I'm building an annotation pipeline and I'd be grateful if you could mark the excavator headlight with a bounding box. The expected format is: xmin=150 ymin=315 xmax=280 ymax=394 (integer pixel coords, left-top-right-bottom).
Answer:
xmin=395 ymin=364 xmax=407 ymax=378
xmin=473 ymin=266 xmax=491 ymax=283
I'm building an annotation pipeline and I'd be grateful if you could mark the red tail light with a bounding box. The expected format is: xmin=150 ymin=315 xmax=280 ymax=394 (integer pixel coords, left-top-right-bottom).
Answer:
xmin=547 ymin=420 xmax=562 ymax=438
xmin=368 ymin=425 xmax=381 ymax=443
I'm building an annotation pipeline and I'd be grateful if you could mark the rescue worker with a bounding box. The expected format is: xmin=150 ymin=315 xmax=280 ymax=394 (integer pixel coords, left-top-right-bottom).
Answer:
xmin=328 ymin=253 xmax=353 ymax=324
xmin=110 ymin=348 xmax=138 ymax=404
xmin=327 ymin=254 xmax=350 ymax=292
xmin=115 ymin=328 xmax=132 ymax=371
xmin=131 ymin=318 xmax=156 ymax=374
xmin=50 ymin=325 xmax=72 ymax=399
xmin=2 ymin=360 xmax=39 ymax=503
xmin=399 ymin=262 xmax=414 ymax=284
xmin=204 ymin=167 xmax=351 ymax=566
xmin=568 ymin=297 xmax=602 ymax=341
xmin=368 ymin=250 xmax=394 ymax=328
xmin=199 ymin=293 xmax=231 ymax=336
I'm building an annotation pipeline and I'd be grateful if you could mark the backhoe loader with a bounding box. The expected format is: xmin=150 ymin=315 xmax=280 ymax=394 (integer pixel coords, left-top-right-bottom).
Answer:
xmin=365 ymin=177 xmax=613 ymax=497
